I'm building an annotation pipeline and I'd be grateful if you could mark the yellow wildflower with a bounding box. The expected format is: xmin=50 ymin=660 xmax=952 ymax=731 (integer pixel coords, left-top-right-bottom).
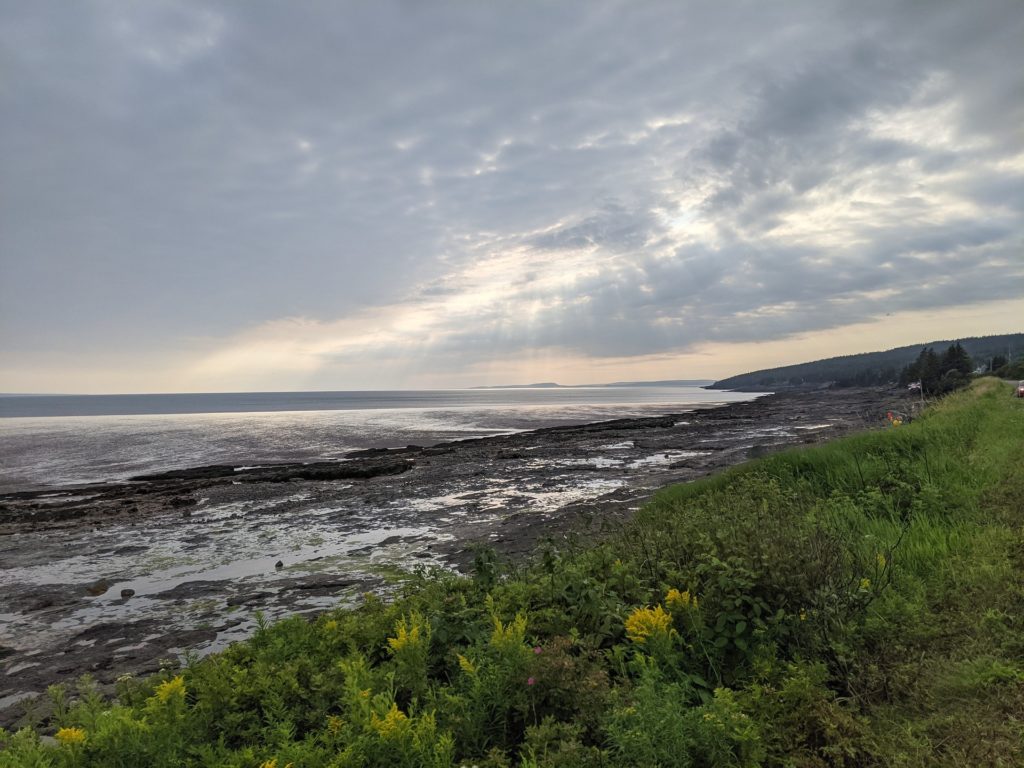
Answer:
xmin=154 ymin=675 xmax=186 ymax=703
xmin=55 ymin=727 xmax=87 ymax=746
xmin=371 ymin=703 xmax=409 ymax=738
xmin=457 ymin=653 xmax=477 ymax=676
xmin=258 ymin=760 xmax=277 ymax=768
xmin=360 ymin=688 xmax=371 ymax=699
xmin=387 ymin=612 xmax=429 ymax=655
xmin=799 ymin=609 xmax=807 ymax=621
xmin=490 ymin=613 xmax=528 ymax=652
xmin=323 ymin=619 xmax=338 ymax=633
xmin=327 ymin=715 xmax=345 ymax=734
xmin=876 ymin=552 xmax=887 ymax=570
xmin=665 ymin=588 xmax=698 ymax=610
xmin=859 ymin=577 xmax=871 ymax=591
xmin=387 ymin=622 xmax=419 ymax=654
xmin=624 ymin=605 xmax=673 ymax=644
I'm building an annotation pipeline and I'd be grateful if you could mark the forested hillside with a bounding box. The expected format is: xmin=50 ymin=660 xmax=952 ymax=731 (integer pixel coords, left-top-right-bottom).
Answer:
xmin=710 ymin=333 xmax=1023 ymax=390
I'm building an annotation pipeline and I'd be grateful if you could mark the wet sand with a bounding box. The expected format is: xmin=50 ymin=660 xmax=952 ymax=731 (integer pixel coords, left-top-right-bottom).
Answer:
xmin=0 ymin=386 xmax=913 ymax=726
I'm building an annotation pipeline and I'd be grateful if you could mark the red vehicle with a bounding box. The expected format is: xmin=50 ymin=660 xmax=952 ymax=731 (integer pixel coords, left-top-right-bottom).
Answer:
xmin=1017 ymin=381 xmax=1024 ymax=398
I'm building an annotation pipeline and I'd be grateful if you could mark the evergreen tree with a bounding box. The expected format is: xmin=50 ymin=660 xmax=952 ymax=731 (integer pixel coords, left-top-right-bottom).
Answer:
xmin=917 ymin=347 xmax=941 ymax=394
xmin=940 ymin=342 xmax=972 ymax=376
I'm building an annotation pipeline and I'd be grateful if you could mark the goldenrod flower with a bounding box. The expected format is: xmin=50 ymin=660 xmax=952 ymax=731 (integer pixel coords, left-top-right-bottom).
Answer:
xmin=490 ymin=613 xmax=527 ymax=652
xmin=154 ymin=675 xmax=186 ymax=703
xmin=327 ymin=715 xmax=345 ymax=734
xmin=323 ymin=619 xmax=338 ymax=633
xmin=859 ymin=577 xmax=871 ymax=590
xmin=665 ymin=588 xmax=698 ymax=610
xmin=55 ymin=727 xmax=87 ymax=746
xmin=371 ymin=703 xmax=409 ymax=737
xmin=387 ymin=612 xmax=429 ymax=655
xmin=387 ymin=622 xmax=419 ymax=654
xmin=624 ymin=605 xmax=673 ymax=644
xmin=876 ymin=552 xmax=886 ymax=570
xmin=456 ymin=653 xmax=477 ymax=675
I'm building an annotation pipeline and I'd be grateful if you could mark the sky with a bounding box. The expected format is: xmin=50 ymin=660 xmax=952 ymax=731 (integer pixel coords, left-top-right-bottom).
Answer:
xmin=1 ymin=1 xmax=1022 ymax=394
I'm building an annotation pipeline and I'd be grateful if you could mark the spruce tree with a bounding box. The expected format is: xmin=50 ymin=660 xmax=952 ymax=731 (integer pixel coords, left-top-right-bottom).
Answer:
xmin=917 ymin=347 xmax=941 ymax=394
xmin=940 ymin=342 xmax=972 ymax=376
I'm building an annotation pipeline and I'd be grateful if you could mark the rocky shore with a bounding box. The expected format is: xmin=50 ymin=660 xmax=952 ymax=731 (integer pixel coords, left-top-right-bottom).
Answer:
xmin=0 ymin=386 xmax=913 ymax=727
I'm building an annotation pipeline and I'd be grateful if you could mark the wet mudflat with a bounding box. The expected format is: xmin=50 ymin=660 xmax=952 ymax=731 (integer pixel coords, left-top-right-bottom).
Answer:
xmin=0 ymin=387 xmax=911 ymax=725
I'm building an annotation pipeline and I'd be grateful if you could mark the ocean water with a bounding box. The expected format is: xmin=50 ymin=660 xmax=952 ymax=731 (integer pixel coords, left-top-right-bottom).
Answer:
xmin=0 ymin=386 xmax=760 ymax=492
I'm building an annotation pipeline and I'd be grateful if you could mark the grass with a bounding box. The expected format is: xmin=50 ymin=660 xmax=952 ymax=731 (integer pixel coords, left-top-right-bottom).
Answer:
xmin=2 ymin=378 xmax=1022 ymax=767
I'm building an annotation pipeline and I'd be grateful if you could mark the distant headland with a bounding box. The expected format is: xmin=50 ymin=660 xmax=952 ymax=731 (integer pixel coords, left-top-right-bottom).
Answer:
xmin=470 ymin=379 xmax=713 ymax=389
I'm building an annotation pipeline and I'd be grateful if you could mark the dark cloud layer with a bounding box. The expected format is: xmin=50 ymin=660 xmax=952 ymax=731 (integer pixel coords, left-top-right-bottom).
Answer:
xmin=1 ymin=1 xmax=1022 ymax=388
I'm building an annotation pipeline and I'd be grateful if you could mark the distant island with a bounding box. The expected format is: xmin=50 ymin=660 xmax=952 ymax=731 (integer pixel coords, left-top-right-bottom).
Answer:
xmin=470 ymin=382 xmax=563 ymax=389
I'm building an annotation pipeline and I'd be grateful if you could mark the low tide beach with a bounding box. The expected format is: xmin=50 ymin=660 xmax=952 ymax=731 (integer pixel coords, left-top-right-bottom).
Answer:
xmin=0 ymin=386 xmax=911 ymax=726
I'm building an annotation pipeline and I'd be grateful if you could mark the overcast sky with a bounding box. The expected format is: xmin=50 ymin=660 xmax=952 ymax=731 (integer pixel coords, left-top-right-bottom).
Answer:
xmin=1 ymin=1 xmax=1022 ymax=393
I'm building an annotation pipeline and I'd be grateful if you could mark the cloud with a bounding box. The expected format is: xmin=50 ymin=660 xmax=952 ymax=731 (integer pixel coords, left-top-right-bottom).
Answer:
xmin=1 ymin=0 xmax=1022 ymax=391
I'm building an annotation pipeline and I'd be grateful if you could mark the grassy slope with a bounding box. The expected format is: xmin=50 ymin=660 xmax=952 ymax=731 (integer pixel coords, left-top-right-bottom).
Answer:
xmin=3 ymin=379 xmax=1022 ymax=767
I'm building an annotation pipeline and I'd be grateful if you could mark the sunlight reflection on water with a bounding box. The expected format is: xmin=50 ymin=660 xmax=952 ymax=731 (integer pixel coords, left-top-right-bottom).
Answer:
xmin=0 ymin=387 xmax=758 ymax=491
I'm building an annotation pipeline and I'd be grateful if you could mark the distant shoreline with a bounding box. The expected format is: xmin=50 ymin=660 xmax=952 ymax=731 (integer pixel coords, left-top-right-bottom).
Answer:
xmin=0 ymin=383 xmax=727 ymax=419
xmin=470 ymin=379 xmax=714 ymax=389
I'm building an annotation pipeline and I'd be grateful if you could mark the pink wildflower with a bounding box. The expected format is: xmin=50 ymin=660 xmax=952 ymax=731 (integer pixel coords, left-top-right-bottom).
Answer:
xmin=527 ymin=677 xmax=536 ymax=686
xmin=533 ymin=646 xmax=542 ymax=654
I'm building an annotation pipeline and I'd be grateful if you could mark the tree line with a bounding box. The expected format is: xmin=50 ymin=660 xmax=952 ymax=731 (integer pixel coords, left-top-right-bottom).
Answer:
xmin=989 ymin=353 xmax=1024 ymax=381
xmin=710 ymin=333 xmax=1024 ymax=391
xmin=897 ymin=342 xmax=973 ymax=395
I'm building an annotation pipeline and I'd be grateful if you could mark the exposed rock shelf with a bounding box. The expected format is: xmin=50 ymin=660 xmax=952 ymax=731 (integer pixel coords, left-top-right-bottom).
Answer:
xmin=0 ymin=387 xmax=913 ymax=728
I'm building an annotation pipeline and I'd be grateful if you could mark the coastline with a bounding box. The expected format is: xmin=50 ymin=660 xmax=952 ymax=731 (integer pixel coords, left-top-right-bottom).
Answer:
xmin=0 ymin=386 xmax=912 ymax=726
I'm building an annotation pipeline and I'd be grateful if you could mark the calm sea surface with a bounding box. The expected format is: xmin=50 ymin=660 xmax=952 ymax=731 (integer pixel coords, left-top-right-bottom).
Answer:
xmin=0 ymin=386 xmax=761 ymax=491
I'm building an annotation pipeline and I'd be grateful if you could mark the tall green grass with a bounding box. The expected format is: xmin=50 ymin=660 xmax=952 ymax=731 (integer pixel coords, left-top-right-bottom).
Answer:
xmin=2 ymin=379 xmax=1022 ymax=767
